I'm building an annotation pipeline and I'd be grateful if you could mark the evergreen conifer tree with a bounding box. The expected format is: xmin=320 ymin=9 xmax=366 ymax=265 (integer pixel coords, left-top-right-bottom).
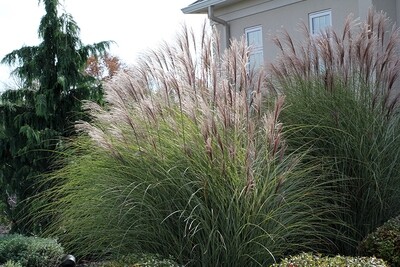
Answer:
xmin=0 ymin=0 xmax=111 ymax=233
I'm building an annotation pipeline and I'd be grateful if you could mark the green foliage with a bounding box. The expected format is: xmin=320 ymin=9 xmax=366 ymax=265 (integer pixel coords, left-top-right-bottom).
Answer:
xmin=101 ymin=253 xmax=180 ymax=267
xmin=37 ymin=28 xmax=346 ymax=266
xmin=268 ymin=10 xmax=400 ymax=253
xmin=271 ymin=252 xmax=388 ymax=267
xmin=358 ymin=215 xmax=400 ymax=266
xmin=1 ymin=260 xmax=23 ymax=267
xmin=0 ymin=0 xmax=111 ymax=233
xmin=0 ymin=202 xmax=8 ymax=226
xmin=0 ymin=234 xmax=64 ymax=267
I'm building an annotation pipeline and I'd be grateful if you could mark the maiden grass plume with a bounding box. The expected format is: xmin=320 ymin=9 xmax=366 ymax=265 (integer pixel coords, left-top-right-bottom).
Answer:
xmin=269 ymin=9 xmax=400 ymax=253
xmin=37 ymin=26 xmax=345 ymax=266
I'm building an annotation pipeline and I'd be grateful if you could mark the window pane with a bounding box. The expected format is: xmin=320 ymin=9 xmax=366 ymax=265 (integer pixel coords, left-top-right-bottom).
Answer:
xmin=312 ymin=18 xmax=319 ymax=34
xmin=249 ymin=51 xmax=263 ymax=70
xmin=319 ymin=16 xmax=324 ymax=28
xmin=245 ymin=26 xmax=263 ymax=70
xmin=310 ymin=11 xmax=331 ymax=35
xmin=325 ymin=14 xmax=330 ymax=26
xmin=247 ymin=30 xmax=262 ymax=47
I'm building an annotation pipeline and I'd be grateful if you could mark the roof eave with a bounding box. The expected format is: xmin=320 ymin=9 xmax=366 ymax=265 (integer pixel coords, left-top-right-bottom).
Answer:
xmin=181 ymin=0 xmax=227 ymax=14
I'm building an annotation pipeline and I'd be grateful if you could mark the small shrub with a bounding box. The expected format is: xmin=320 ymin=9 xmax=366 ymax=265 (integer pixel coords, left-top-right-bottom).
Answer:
xmin=271 ymin=252 xmax=388 ymax=267
xmin=359 ymin=215 xmax=400 ymax=266
xmin=101 ymin=253 xmax=180 ymax=267
xmin=1 ymin=260 xmax=23 ymax=267
xmin=0 ymin=234 xmax=64 ymax=267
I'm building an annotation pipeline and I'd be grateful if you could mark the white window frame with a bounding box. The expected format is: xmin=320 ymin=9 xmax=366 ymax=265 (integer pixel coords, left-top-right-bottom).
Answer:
xmin=309 ymin=10 xmax=332 ymax=35
xmin=245 ymin=26 xmax=264 ymax=70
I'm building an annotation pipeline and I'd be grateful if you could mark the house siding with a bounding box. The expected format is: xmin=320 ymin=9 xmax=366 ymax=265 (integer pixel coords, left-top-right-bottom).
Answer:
xmin=372 ymin=0 xmax=397 ymax=25
xmin=209 ymin=0 xmax=398 ymax=66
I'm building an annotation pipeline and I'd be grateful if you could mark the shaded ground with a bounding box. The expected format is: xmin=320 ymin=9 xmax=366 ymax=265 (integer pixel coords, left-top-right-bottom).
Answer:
xmin=0 ymin=224 xmax=10 ymax=236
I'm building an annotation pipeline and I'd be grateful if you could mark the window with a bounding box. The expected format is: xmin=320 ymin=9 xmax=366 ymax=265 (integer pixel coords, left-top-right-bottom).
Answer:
xmin=245 ymin=26 xmax=263 ymax=70
xmin=309 ymin=10 xmax=332 ymax=35
xmin=309 ymin=10 xmax=332 ymax=72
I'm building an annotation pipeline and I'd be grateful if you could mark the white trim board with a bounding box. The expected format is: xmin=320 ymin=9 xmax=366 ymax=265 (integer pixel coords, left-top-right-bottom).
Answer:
xmin=216 ymin=0 xmax=306 ymax=21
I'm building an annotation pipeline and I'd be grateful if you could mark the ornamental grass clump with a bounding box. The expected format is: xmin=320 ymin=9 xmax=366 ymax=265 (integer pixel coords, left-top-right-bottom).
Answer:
xmin=268 ymin=9 xmax=400 ymax=254
xmin=36 ymin=26 xmax=345 ymax=266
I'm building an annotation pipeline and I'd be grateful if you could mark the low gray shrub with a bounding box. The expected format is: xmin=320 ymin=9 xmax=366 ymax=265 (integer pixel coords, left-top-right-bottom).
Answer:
xmin=0 ymin=234 xmax=64 ymax=267
xmin=1 ymin=260 xmax=23 ymax=267
xmin=100 ymin=253 xmax=180 ymax=267
xmin=271 ymin=252 xmax=388 ymax=267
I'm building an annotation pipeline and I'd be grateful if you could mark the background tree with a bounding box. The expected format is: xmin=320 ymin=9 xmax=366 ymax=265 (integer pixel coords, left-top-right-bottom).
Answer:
xmin=85 ymin=53 xmax=125 ymax=81
xmin=0 ymin=0 xmax=112 ymax=233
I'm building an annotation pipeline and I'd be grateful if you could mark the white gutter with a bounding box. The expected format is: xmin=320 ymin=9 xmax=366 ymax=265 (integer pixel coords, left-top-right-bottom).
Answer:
xmin=181 ymin=0 xmax=231 ymax=47
xmin=208 ymin=5 xmax=231 ymax=48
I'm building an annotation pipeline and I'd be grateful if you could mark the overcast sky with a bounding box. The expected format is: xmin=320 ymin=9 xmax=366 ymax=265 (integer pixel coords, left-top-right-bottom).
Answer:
xmin=0 ymin=0 xmax=207 ymax=90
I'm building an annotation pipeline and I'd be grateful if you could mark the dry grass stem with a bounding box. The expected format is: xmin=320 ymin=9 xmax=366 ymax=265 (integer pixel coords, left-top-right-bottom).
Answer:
xmin=270 ymin=9 xmax=400 ymax=116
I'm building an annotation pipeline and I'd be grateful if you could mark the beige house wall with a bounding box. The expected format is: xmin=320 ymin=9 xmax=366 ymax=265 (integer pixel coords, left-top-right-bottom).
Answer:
xmin=398 ymin=0 xmax=400 ymax=25
xmin=358 ymin=0 xmax=373 ymax=19
xmin=211 ymin=0 xmax=399 ymax=66
xmin=372 ymin=0 xmax=397 ymax=24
